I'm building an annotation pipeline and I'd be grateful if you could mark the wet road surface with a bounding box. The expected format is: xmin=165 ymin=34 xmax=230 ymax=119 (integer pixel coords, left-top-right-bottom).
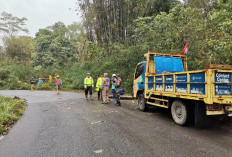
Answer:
xmin=0 ymin=90 xmax=231 ymax=157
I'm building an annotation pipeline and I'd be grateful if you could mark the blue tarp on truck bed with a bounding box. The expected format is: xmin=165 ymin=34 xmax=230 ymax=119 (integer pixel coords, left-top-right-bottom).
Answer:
xmin=154 ymin=56 xmax=184 ymax=74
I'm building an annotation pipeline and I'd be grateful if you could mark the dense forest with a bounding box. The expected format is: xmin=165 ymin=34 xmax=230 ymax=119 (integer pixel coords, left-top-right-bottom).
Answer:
xmin=0 ymin=0 xmax=231 ymax=93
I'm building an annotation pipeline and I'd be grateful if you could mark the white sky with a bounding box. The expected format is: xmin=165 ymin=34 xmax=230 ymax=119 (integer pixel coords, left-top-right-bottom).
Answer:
xmin=0 ymin=0 xmax=81 ymax=37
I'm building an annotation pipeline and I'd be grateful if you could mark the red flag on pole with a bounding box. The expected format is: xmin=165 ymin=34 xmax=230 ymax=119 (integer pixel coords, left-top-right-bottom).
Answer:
xmin=180 ymin=41 xmax=188 ymax=55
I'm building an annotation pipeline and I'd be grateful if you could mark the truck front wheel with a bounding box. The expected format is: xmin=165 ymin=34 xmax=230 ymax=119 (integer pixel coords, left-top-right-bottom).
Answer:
xmin=138 ymin=93 xmax=147 ymax=112
xmin=171 ymin=100 xmax=190 ymax=126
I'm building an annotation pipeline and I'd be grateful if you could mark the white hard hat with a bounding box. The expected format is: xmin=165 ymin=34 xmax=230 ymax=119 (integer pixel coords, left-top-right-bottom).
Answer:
xmin=112 ymin=74 xmax=116 ymax=77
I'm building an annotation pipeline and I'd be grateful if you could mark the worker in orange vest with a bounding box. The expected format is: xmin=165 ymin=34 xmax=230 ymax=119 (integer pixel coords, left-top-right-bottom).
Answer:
xmin=55 ymin=75 xmax=62 ymax=94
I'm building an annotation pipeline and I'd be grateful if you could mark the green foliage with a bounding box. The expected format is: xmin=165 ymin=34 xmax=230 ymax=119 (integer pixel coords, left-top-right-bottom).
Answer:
xmin=36 ymin=82 xmax=56 ymax=91
xmin=0 ymin=11 xmax=28 ymax=36
xmin=0 ymin=96 xmax=26 ymax=135
xmin=34 ymin=22 xmax=83 ymax=67
xmin=0 ymin=59 xmax=33 ymax=90
xmin=3 ymin=36 xmax=35 ymax=60
xmin=0 ymin=0 xmax=231 ymax=95
xmin=133 ymin=2 xmax=232 ymax=70
xmin=62 ymin=42 xmax=146 ymax=93
xmin=77 ymin=0 xmax=176 ymax=45
xmin=68 ymin=0 xmax=231 ymax=93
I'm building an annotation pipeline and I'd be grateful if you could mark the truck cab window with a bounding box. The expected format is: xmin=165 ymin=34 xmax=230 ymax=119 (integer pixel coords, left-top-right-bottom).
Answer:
xmin=135 ymin=63 xmax=145 ymax=79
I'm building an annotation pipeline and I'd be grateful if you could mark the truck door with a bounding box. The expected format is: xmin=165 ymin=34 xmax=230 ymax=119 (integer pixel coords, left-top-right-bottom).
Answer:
xmin=133 ymin=62 xmax=146 ymax=98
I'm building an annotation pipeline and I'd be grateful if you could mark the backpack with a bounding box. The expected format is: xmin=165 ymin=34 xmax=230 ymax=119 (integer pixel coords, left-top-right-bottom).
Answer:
xmin=120 ymin=88 xmax=125 ymax=95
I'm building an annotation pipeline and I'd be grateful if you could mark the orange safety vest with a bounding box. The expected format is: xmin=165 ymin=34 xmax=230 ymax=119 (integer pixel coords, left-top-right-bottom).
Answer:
xmin=117 ymin=79 xmax=121 ymax=86
xmin=56 ymin=79 xmax=61 ymax=85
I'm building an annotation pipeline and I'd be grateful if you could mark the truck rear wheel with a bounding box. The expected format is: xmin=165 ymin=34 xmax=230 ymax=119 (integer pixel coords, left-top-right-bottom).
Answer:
xmin=171 ymin=100 xmax=190 ymax=126
xmin=138 ymin=93 xmax=147 ymax=112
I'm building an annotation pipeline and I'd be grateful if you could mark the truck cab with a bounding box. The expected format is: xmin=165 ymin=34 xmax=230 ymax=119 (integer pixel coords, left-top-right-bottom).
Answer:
xmin=133 ymin=61 xmax=146 ymax=98
xmin=133 ymin=53 xmax=187 ymax=98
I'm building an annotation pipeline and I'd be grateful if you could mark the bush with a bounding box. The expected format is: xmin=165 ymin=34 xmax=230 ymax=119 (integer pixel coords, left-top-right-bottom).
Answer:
xmin=0 ymin=96 xmax=26 ymax=135
xmin=0 ymin=69 xmax=10 ymax=80
xmin=36 ymin=82 xmax=55 ymax=90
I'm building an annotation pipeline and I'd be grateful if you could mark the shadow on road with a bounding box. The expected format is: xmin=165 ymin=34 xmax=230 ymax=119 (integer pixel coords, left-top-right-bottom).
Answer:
xmin=124 ymin=100 xmax=232 ymax=132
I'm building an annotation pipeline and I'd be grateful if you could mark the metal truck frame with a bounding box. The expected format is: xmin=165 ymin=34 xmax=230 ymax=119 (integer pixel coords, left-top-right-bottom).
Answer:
xmin=133 ymin=51 xmax=232 ymax=126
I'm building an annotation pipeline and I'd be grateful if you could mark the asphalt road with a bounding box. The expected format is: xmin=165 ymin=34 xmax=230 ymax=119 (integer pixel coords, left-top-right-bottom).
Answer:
xmin=0 ymin=90 xmax=231 ymax=157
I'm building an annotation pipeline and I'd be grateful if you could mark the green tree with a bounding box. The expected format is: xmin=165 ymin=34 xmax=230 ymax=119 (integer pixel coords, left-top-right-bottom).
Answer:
xmin=0 ymin=12 xmax=28 ymax=36
xmin=184 ymin=0 xmax=218 ymax=16
xmin=34 ymin=22 xmax=84 ymax=67
xmin=76 ymin=0 xmax=175 ymax=46
xmin=3 ymin=36 xmax=35 ymax=60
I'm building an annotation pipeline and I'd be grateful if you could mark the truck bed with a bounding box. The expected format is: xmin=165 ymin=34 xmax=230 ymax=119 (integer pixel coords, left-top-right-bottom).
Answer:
xmin=145 ymin=69 xmax=232 ymax=114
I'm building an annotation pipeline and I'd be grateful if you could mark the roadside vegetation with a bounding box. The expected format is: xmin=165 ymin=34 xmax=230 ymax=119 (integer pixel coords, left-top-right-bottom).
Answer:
xmin=0 ymin=0 xmax=231 ymax=94
xmin=0 ymin=96 xmax=26 ymax=135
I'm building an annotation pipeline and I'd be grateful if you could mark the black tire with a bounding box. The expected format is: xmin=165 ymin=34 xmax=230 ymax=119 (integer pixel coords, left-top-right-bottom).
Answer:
xmin=138 ymin=93 xmax=147 ymax=112
xmin=171 ymin=100 xmax=190 ymax=126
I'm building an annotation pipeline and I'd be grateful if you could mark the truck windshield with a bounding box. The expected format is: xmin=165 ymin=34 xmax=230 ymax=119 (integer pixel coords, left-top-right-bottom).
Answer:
xmin=135 ymin=63 xmax=145 ymax=79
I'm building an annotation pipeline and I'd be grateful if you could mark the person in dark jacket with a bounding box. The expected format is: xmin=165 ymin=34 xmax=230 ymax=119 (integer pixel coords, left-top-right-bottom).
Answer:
xmin=30 ymin=77 xmax=36 ymax=91
xmin=114 ymin=74 xmax=121 ymax=106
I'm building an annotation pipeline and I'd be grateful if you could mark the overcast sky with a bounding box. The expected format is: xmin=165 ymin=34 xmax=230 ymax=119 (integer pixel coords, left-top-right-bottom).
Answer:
xmin=0 ymin=0 xmax=81 ymax=37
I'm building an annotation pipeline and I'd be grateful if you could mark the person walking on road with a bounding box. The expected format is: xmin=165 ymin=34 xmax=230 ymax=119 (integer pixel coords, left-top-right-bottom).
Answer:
xmin=30 ymin=77 xmax=36 ymax=91
xmin=49 ymin=75 xmax=53 ymax=83
xmin=115 ymin=74 xmax=121 ymax=106
xmin=96 ymin=74 xmax=104 ymax=100
xmin=101 ymin=73 xmax=110 ymax=104
xmin=84 ymin=73 xmax=94 ymax=100
xmin=37 ymin=78 xmax=43 ymax=88
xmin=55 ymin=75 xmax=62 ymax=94
xmin=111 ymin=74 xmax=117 ymax=99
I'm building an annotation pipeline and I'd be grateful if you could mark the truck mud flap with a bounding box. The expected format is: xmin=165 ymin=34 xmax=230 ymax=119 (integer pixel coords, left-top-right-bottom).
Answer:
xmin=195 ymin=102 xmax=211 ymax=128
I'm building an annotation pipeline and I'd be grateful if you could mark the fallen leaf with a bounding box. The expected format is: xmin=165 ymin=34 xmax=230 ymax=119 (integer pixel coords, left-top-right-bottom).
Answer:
xmin=94 ymin=149 xmax=103 ymax=153
xmin=91 ymin=121 xmax=104 ymax=125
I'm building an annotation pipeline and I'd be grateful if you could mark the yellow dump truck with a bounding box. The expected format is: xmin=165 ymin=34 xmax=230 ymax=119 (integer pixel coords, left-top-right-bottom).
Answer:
xmin=133 ymin=51 xmax=232 ymax=126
